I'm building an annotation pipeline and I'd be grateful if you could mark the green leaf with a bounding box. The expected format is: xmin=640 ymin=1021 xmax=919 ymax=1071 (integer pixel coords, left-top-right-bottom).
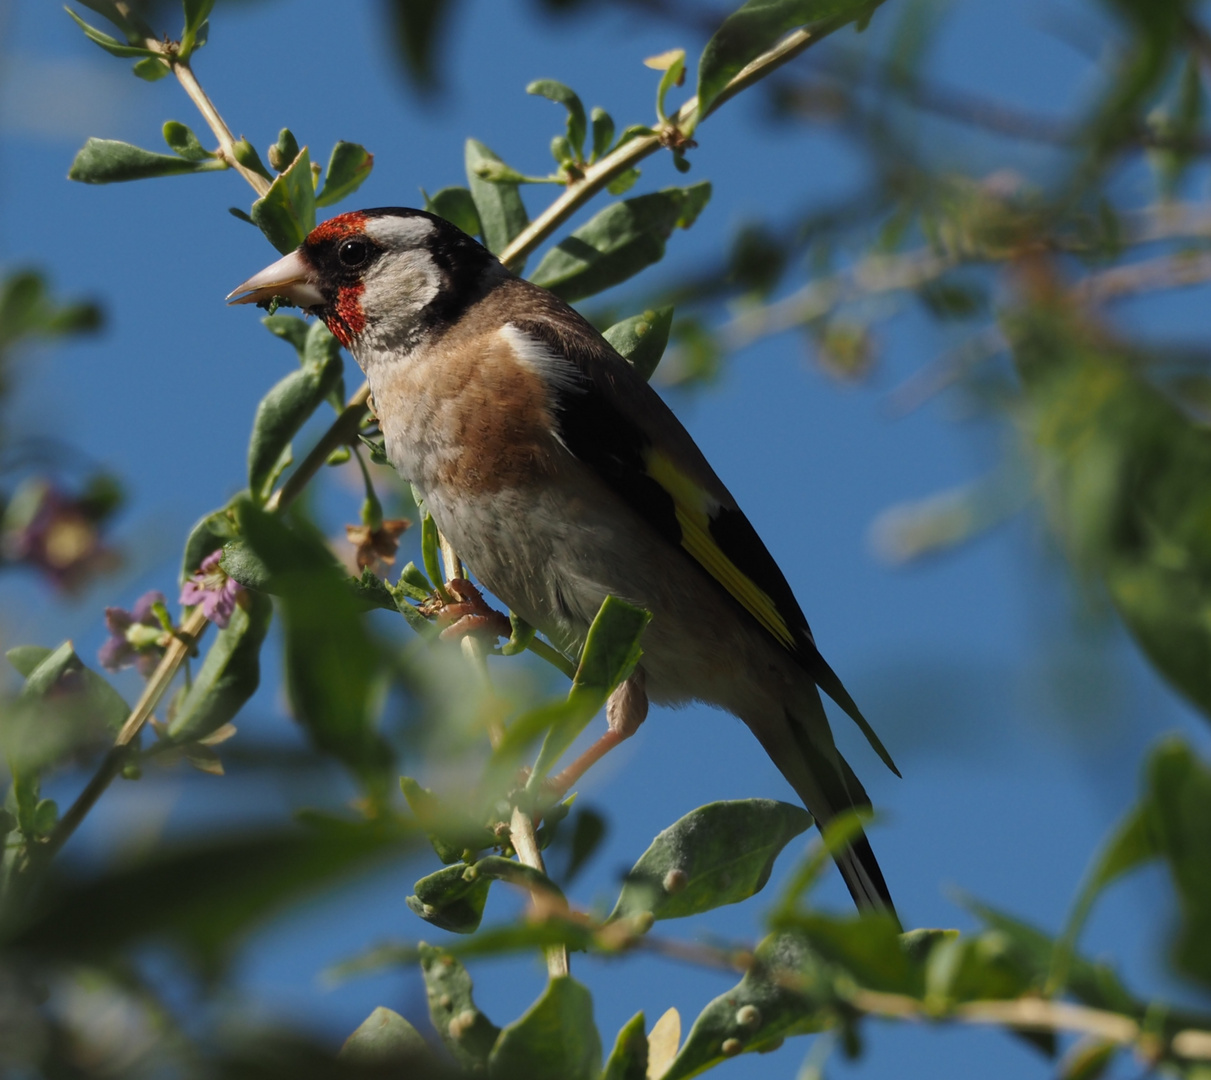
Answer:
xmin=424 ymin=186 xmax=483 ymax=238
xmin=340 ymin=1006 xmax=430 ymax=1063
xmin=132 ymin=56 xmax=169 ymax=81
xmin=64 ymin=8 xmax=158 ymax=57
xmin=316 ymin=142 xmax=374 ymax=207
xmin=358 ymin=918 xmax=596 ymax=969
xmin=611 ymin=799 xmax=811 ymax=922
xmin=420 ymin=511 xmax=443 ymax=594
xmin=780 ymin=912 xmax=919 ymax=995
xmin=32 ymin=798 xmax=59 ymax=836
xmin=921 ymin=933 xmax=1040 ymax=1014
xmin=1146 ymin=737 xmax=1211 ymax=989
xmin=0 ymin=270 xmax=101 ymax=347
xmin=528 ymin=80 xmax=588 ymax=161
xmin=963 ymin=898 xmax=1141 ymax=1017
xmin=384 ymin=0 xmax=456 ymax=90
xmin=15 ymin=640 xmax=129 ymax=733
xmin=398 ymin=560 xmax=434 ymax=598
xmin=590 ymin=107 xmax=615 ymax=162
xmin=602 ymin=306 xmax=674 ymax=381
xmin=419 ymin=944 xmax=501 ymax=1070
xmin=180 ymin=0 xmax=214 ymax=58
xmin=16 ymin=640 xmax=78 ymax=700
xmin=6 ymin=646 xmax=52 ymax=678
xmin=7 ymin=823 xmax=413 ymax=972
xmin=250 ymin=146 xmax=317 ymax=254
xmin=268 ymin=128 xmax=300 ymax=173
xmin=606 ymin=167 xmax=640 ymax=197
xmin=162 ymin=121 xmax=212 ymax=162
xmin=181 ymin=505 xmax=239 ymax=586
xmin=347 ymin=568 xmax=398 ymax=612
xmin=231 ymin=137 xmax=274 ymax=181
xmin=165 ymin=591 xmax=272 ymax=744
xmin=488 ymin=975 xmax=601 ymax=1080
xmin=1057 ymin=1039 xmax=1117 ymax=1080
xmin=467 ymin=855 xmax=564 ymax=898
xmin=529 ymin=183 xmax=711 ymax=302
xmin=663 ymin=931 xmax=831 ymax=1080
xmin=68 ymin=138 xmax=224 ymax=184
xmin=696 ymin=0 xmax=883 ymax=121
xmin=558 ymin=806 xmax=607 ymax=884
xmin=247 ymin=321 xmax=344 ymax=502
xmin=466 ymin=139 xmax=529 ymax=261
xmin=261 ymin=313 xmax=311 ymax=353
xmin=71 ymin=0 xmax=154 ymax=39
xmin=1010 ymin=310 xmax=1211 ymax=722
xmin=773 ymin=810 xmax=870 ymax=916
xmin=407 ymin=863 xmax=491 ymax=934
xmin=400 ymin=777 xmax=494 ymax=863
xmin=899 ymin=927 xmax=957 ymax=966
xmin=236 ymin=503 xmax=391 ymax=791
xmin=1051 ymin=802 xmax=1158 ymax=993
xmin=571 ymin=595 xmax=649 ymax=696
xmin=601 ymin=1012 xmax=647 ymax=1080
xmin=525 ymin=596 xmax=650 ymax=783
xmin=647 ymin=49 xmax=686 ymax=124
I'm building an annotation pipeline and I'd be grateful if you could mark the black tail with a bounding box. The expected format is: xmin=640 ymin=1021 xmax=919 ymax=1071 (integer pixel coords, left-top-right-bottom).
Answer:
xmin=783 ymin=704 xmax=899 ymax=921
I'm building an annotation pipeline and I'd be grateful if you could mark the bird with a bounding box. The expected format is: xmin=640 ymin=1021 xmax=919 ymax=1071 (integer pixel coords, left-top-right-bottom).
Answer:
xmin=228 ymin=207 xmax=901 ymax=915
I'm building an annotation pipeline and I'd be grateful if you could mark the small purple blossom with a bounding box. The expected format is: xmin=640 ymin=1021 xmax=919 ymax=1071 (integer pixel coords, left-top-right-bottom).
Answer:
xmin=99 ymin=590 xmax=168 ymax=676
xmin=1 ymin=478 xmax=119 ymax=592
xmin=180 ymin=550 xmax=242 ymax=629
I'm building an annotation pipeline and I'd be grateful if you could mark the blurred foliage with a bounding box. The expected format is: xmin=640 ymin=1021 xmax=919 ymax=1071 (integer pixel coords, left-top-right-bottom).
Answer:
xmin=5 ymin=0 xmax=1211 ymax=1077
xmin=0 ymin=271 xmax=116 ymax=591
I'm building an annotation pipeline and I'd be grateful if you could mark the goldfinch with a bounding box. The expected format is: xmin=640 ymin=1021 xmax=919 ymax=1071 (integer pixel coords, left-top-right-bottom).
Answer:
xmin=229 ymin=208 xmax=900 ymax=914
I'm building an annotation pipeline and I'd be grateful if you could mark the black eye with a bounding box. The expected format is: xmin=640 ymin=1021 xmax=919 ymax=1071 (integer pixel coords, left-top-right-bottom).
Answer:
xmin=338 ymin=238 xmax=370 ymax=267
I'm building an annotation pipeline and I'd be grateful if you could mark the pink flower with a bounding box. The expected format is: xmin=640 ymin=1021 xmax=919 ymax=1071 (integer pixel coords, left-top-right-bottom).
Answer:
xmin=99 ymin=590 xmax=168 ymax=676
xmin=1 ymin=478 xmax=119 ymax=591
xmin=180 ymin=550 xmax=242 ymax=629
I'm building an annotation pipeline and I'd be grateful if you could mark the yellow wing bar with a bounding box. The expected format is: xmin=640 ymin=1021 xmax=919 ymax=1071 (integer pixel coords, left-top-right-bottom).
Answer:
xmin=645 ymin=449 xmax=795 ymax=650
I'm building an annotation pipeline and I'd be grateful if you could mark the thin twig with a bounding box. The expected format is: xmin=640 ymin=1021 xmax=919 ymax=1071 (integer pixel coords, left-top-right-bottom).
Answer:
xmin=171 ymin=62 xmax=271 ymax=196
xmin=510 ymin=804 xmax=569 ymax=978
xmin=1074 ymin=250 xmax=1211 ymax=305
xmin=128 ymin=18 xmax=272 ymax=197
xmin=37 ymin=608 xmax=209 ymax=865
xmin=500 ymin=21 xmax=834 ymax=270
xmin=34 ymin=41 xmax=292 ymax=867
xmin=433 ymin=540 xmax=562 ymax=972
xmin=847 ymin=989 xmax=1211 ymax=1062
xmin=884 ymin=325 xmax=1007 ymax=416
xmin=114 ymin=609 xmax=209 ymax=746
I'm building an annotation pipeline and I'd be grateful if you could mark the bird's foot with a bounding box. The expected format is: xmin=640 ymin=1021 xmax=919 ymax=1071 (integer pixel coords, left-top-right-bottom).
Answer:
xmin=421 ymin=578 xmax=513 ymax=643
xmin=550 ymin=668 xmax=648 ymax=797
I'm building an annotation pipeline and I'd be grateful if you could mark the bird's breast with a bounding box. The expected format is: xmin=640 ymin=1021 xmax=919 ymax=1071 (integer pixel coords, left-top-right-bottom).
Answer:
xmin=361 ymin=327 xmax=563 ymax=497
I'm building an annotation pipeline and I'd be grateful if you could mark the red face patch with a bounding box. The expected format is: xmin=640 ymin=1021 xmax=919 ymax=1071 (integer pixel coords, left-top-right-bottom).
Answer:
xmin=306 ymin=211 xmax=368 ymax=245
xmin=327 ymin=283 xmax=366 ymax=348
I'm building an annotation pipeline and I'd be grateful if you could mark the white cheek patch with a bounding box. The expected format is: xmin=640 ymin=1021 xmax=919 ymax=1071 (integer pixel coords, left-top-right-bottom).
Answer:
xmin=501 ymin=324 xmax=586 ymax=398
xmin=357 ymin=248 xmax=443 ymax=352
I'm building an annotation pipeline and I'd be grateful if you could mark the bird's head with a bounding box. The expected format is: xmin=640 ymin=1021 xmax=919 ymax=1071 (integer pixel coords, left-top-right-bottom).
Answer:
xmin=227 ymin=208 xmax=500 ymax=355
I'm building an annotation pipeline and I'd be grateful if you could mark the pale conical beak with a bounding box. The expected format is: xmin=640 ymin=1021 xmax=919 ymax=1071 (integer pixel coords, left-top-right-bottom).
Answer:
xmin=226 ymin=249 xmax=326 ymax=309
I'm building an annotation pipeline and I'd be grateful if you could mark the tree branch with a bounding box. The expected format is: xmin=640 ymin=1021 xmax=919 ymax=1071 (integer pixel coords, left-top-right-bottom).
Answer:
xmin=847 ymin=987 xmax=1211 ymax=1062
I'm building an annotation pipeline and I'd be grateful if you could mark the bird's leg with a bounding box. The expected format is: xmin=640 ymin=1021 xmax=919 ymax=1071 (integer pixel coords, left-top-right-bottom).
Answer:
xmin=551 ymin=667 xmax=648 ymax=797
xmin=422 ymin=578 xmax=513 ymax=643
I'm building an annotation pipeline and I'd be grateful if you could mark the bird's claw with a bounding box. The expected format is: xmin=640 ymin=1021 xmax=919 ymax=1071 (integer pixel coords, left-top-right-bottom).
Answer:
xmin=422 ymin=578 xmax=513 ymax=643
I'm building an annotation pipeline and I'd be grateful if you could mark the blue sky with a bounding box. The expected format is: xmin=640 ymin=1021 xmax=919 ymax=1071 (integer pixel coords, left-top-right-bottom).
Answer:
xmin=3 ymin=1 xmax=1210 ymax=1077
